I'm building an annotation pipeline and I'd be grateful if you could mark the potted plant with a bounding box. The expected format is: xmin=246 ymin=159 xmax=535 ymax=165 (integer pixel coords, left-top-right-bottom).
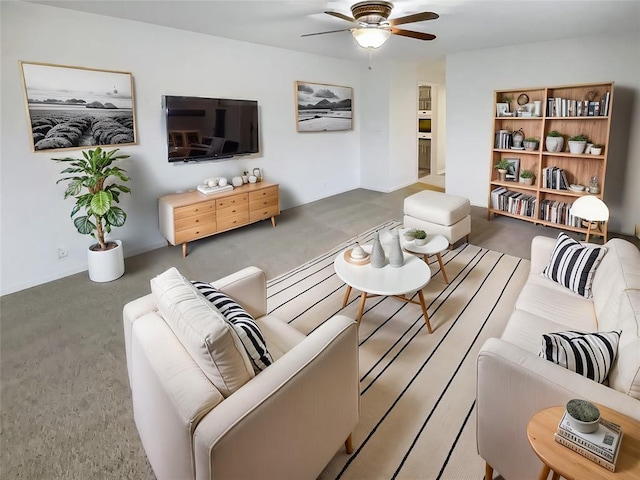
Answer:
xmin=568 ymin=134 xmax=588 ymax=154
xmin=523 ymin=137 xmax=539 ymax=151
xmin=52 ymin=147 xmax=131 ymax=282
xmin=519 ymin=169 xmax=535 ymax=186
xmin=591 ymin=143 xmax=604 ymax=155
xmin=413 ymin=229 xmax=428 ymax=246
xmin=403 ymin=229 xmax=417 ymax=241
xmin=494 ymin=159 xmax=511 ymax=182
xmin=545 ymin=130 xmax=564 ymax=152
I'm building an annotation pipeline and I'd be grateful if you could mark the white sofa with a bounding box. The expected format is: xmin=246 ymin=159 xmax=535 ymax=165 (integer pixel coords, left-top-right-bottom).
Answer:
xmin=123 ymin=266 xmax=359 ymax=480
xmin=477 ymin=236 xmax=640 ymax=480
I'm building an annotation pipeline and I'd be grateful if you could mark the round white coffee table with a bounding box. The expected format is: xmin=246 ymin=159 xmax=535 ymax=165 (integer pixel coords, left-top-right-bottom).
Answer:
xmin=399 ymin=229 xmax=450 ymax=284
xmin=334 ymin=245 xmax=433 ymax=333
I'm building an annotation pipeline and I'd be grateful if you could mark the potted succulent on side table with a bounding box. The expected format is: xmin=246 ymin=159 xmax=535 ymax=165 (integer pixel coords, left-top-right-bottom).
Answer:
xmin=494 ymin=159 xmax=511 ymax=182
xmin=545 ymin=130 xmax=564 ymax=152
xmin=53 ymin=147 xmax=131 ymax=282
xmin=523 ymin=137 xmax=540 ymax=151
xmin=591 ymin=143 xmax=604 ymax=155
xmin=519 ymin=169 xmax=536 ymax=186
xmin=413 ymin=230 xmax=428 ymax=246
xmin=568 ymin=134 xmax=588 ymax=154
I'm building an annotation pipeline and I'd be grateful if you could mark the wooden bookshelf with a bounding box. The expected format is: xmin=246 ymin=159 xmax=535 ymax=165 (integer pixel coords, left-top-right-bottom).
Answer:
xmin=488 ymin=82 xmax=614 ymax=241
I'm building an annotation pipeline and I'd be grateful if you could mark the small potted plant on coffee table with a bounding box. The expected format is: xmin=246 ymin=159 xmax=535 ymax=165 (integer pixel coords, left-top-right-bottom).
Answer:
xmin=519 ymin=169 xmax=535 ymax=186
xmin=413 ymin=230 xmax=428 ymax=246
xmin=494 ymin=159 xmax=511 ymax=182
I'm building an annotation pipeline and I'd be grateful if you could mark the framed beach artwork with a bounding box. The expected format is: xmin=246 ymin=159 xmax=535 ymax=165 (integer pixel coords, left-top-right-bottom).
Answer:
xmin=19 ymin=61 xmax=137 ymax=152
xmin=295 ymin=81 xmax=353 ymax=132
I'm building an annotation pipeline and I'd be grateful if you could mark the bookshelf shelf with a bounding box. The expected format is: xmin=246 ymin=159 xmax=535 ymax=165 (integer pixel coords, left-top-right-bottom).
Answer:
xmin=488 ymin=82 xmax=614 ymax=240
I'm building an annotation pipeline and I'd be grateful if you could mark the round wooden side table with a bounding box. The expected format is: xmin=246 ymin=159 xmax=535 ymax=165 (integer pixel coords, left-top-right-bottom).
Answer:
xmin=527 ymin=405 xmax=640 ymax=480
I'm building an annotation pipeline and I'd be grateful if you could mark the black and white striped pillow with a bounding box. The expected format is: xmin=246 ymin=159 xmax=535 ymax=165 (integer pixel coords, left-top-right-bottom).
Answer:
xmin=540 ymin=330 xmax=621 ymax=383
xmin=192 ymin=281 xmax=273 ymax=373
xmin=542 ymin=232 xmax=607 ymax=298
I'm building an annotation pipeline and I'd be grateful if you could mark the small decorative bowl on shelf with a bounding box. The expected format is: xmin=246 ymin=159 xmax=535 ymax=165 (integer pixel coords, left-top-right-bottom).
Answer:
xmin=566 ymin=398 xmax=600 ymax=433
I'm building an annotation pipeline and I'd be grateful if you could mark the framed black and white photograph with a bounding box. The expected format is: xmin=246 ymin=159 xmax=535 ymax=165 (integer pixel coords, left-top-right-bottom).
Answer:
xmin=496 ymin=102 xmax=509 ymax=117
xmin=19 ymin=61 xmax=137 ymax=152
xmin=295 ymin=81 xmax=352 ymax=132
xmin=505 ymin=158 xmax=520 ymax=181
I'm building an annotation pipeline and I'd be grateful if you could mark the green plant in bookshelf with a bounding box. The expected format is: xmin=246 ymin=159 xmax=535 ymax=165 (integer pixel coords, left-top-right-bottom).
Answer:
xmin=569 ymin=134 xmax=589 ymax=142
xmin=592 ymin=143 xmax=604 ymax=148
xmin=548 ymin=130 xmax=562 ymax=137
xmin=494 ymin=159 xmax=511 ymax=170
xmin=520 ymin=169 xmax=535 ymax=178
xmin=546 ymin=130 xmax=564 ymax=152
xmin=524 ymin=137 xmax=540 ymax=151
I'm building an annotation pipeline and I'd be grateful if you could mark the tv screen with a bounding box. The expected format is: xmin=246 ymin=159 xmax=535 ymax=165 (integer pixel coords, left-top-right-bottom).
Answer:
xmin=163 ymin=95 xmax=259 ymax=162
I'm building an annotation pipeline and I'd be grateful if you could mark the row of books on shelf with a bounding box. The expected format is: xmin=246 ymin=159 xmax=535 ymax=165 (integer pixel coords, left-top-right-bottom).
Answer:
xmin=555 ymin=411 xmax=622 ymax=472
xmin=542 ymin=167 xmax=569 ymax=190
xmin=539 ymin=199 xmax=582 ymax=226
xmin=490 ymin=187 xmax=536 ymax=217
xmin=494 ymin=130 xmax=512 ymax=149
xmin=547 ymin=92 xmax=610 ymax=117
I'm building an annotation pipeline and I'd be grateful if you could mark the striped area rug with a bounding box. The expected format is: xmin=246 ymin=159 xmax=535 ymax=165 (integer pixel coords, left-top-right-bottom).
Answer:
xmin=266 ymin=220 xmax=530 ymax=480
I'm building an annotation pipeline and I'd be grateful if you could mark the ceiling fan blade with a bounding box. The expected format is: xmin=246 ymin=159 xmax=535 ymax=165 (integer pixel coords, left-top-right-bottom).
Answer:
xmin=301 ymin=28 xmax=353 ymax=38
xmin=389 ymin=12 xmax=439 ymax=26
xmin=390 ymin=28 xmax=436 ymax=41
xmin=325 ymin=10 xmax=356 ymax=23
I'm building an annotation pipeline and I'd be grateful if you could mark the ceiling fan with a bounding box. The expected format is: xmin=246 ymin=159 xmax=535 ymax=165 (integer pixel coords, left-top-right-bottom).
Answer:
xmin=302 ymin=1 xmax=439 ymax=49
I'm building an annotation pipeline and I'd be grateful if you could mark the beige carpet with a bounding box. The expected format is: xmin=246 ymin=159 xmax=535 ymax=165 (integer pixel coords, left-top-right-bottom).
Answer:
xmin=266 ymin=221 xmax=531 ymax=480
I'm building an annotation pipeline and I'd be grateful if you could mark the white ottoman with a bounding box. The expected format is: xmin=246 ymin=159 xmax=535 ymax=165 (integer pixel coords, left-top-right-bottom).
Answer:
xmin=404 ymin=190 xmax=471 ymax=248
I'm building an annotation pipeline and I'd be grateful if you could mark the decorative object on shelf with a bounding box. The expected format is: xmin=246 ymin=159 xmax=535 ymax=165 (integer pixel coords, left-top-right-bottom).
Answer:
xmin=370 ymin=232 xmax=385 ymax=268
xmin=248 ymin=175 xmax=257 ymax=183
xmin=20 ymin=61 xmax=137 ymax=152
xmin=496 ymin=103 xmax=509 ymax=117
xmin=413 ymin=229 xmax=428 ymax=246
xmin=345 ymin=243 xmax=370 ymax=265
xmin=533 ymin=100 xmax=542 ymax=117
xmin=232 ymin=176 xmax=243 ymax=187
xmin=569 ymin=184 xmax=586 ymax=192
xmin=587 ymin=175 xmax=600 ymax=194
xmin=206 ymin=178 xmax=218 ymax=188
xmin=388 ymin=229 xmax=404 ymax=268
xmin=218 ymin=177 xmax=228 ymax=187
xmin=243 ymin=171 xmax=249 ymax=183
xmin=565 ymin=399 xmax=600 ymax=434
xmin=494 ymin=159 xmax=511 ymax=182
xmin=512 ymin=129 xmax=525 ymax=149
xmin=295 ymin=81 xmax=353 ymax=132
xmin=503 ymin=95 xmax=513 ymax=112
xmin=585 ymin=142 xmax=593 ymax=154
xmin=519 ymin=169 xmax=535 ymax=186
xmin=546 ymin=130 xmax=564 ymax=153
xmin=591 ymin=144 xmax=603 ymax=155
xmin=524 ymin=137 xmax=540 ymax=151
xmin=517 ymin=93 xmax=529 ymax=106
xmin=505 ymin=158 xmax=520 ymax=181
xmin=252 ymin=167 xmax=262 ymax=182
xmin=568 ymin=134 xmax=588 ymax=154
xmin=570 ymin=195 xmax=609 ymax=242
xmin=52 ymin=147 xmax=130 ymax=282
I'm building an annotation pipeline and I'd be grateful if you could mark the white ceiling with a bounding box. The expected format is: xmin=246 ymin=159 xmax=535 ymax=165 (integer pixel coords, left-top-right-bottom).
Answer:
xmin=28 ymin=0 xmax=640 ymax=63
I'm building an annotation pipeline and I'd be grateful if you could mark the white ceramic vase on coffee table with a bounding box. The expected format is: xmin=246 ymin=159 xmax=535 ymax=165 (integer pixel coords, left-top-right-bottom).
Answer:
xmin=399 ymin=228 xmax=450 ymax=284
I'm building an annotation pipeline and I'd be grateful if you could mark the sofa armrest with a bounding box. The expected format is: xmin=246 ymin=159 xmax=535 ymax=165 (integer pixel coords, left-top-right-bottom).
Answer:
xmin=477 ymin=338 xmax=640 ymax=480
xmin=193 ymin=315 xmax=359 ymax=480
xmin=211 ymin=266 xmax=267 ymax=319
xmin=530 ymin=236 xmax=557 ymax=275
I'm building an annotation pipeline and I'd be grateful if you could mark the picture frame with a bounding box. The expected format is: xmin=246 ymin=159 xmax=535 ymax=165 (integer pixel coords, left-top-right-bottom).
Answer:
xmin=496 ymin=103 xmax=509 ymax=117
xmin=505 ymin=158 xmax=520 ymax=181
xmin=295 ymin=81 xmax=352 ymax=132
xmin=19 ymin=61 xmax=137 ymax=152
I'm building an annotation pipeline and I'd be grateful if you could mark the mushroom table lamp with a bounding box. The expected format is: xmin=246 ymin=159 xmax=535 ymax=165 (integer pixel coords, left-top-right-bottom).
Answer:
xmin=570 ymin=195 xmax=609 ymax=243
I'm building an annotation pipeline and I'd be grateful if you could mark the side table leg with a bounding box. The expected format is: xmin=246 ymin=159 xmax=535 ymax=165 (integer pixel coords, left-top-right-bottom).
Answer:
xmin=417 ymin=290 xmax=433 ymax=333
xmin=342 ymin=285 xmax=352 ymax=308
xmin=537 ymin=465 xmax=551 ymax=480
xmin=182 ymin=243 xmax=188 ymax=257
xmin=356 ymin=292 xmax=367 ymax=325
xmin=436 ymin=253 xmax=449 ymax=283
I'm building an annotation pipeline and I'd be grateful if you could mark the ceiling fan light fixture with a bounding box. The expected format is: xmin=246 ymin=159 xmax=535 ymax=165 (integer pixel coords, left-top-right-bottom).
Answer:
xmin=351 ymin=27 xmax=391 ymax=48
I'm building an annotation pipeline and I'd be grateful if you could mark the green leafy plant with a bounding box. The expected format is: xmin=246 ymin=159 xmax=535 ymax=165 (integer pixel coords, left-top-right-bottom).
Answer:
xmin=504 ymin=95 xmax=513 ymax=104
xmin=569 ymin=134 xmax=588 ymax=142
xmin=494 ymin=159 xmax=511 ymax=170
xmin=520 ymin=169 xmax=535 ymax=179
xmin=53 ymin=147 xmax=131 ymax=251
xmin=547 ymin=130 xmax=562 ymax=137
xmin=592 ymin=143 xmax=604 ymax=148
xmin=413 ymin=229 xmax=427 ymax=240
xmin=524 ymin=137 xmax=539 ymax=142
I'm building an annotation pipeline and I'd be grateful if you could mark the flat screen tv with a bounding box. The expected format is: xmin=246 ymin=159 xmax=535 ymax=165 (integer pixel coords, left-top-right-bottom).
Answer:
xmin=163 ymin=95 xmax=259 ymax=162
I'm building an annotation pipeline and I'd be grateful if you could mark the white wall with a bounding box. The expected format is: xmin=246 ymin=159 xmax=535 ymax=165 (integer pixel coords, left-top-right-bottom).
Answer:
xmin=446 ymin=33 xmax=640 ymax=234
xmin=0 ymin=2 xmax=365 ymax=294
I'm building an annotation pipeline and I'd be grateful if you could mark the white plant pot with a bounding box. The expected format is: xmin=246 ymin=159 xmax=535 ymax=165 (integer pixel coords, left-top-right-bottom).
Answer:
xmin=546 ymin=136 xmax=564 ymax=153
xmin=414 ymin=237 xmax=428 ymax=246
xmin=591 ymin=147 xmax=602 ymax=155
xmin=87 ymin=239 xmax=125 ymax=282
xmin=568 ymin=141 xmax=587 ymax=154
xmin=519 ymin=177 xmax=534 ymax=186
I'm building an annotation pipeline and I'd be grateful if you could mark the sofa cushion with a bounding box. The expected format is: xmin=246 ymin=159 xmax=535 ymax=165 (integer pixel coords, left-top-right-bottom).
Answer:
xmin=543 ymin=232 xmax=607 ymax=298
xmin=151 ymin=268 xmax=254 ymax=397
xmin=192 ymin=281 xmax=273 ymax=373
xmin=540 ymin=330 xmax=621 ymax=383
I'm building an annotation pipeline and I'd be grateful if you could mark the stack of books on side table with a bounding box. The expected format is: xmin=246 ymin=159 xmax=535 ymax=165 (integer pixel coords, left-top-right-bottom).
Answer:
xmin=554 ymin=411 xmax=623 ymax=471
